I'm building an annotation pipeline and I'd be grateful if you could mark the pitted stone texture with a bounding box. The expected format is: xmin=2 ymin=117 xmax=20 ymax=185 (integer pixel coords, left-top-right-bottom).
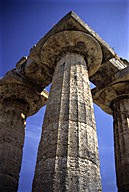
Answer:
xmin=112 ymin=98 xmax=129 ymax=192
xmin=33 ymin=53 xmax=101 ymax=192
xmin=0 ymin=100 xmax=27 ymax=192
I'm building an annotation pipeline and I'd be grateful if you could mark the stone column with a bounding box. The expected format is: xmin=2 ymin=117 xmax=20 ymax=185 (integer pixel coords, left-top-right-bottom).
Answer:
xmin=33 ymin=53 xmax=102 ymax=192
xmin=0 ymin=82 xmax=48 ymax=192
xmin=112 ymin=97 xmax=129 ymax=192
xmin=0 ymin=99 xmax=28 ymax=191
xmin=92 ymin=77 xmax=129 ymax=192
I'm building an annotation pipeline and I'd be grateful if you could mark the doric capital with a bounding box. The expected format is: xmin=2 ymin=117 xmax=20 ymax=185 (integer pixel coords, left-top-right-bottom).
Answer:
xmin=40 ymin=30 xmax=102 ymax=77
xmin=25 ymin=11 xmax=117 ymax=85
xmin=92 ymin=66 xmax=129 ymax=114
xmin=1 ymin=12 xmax=126 ymax=116
xmin=0 ymin=72 xmax=48 ymax=117
xmin=4 ymin=12 xmax=119 ymax=90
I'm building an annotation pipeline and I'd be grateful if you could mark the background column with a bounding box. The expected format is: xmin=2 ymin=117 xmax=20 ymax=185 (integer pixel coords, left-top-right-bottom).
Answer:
xmin=0 ymin=82 xmax=48 ymax=191
xmin=92 ymin=78 xmax=129 ymax=192
xmin=0 ymin=99 xmax=28 ymax=191
xmin=112 ymin=97 xmax=129 ymax=192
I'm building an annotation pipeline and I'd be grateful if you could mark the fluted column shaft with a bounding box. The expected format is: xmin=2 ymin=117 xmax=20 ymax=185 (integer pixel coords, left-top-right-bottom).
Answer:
xmin=0 ymin=100 xmax=27 ymax=192
xmin=112 ymin=98 xmax=129 ymax=192
xmin=33 ymin=53 xmax=101 ymax=192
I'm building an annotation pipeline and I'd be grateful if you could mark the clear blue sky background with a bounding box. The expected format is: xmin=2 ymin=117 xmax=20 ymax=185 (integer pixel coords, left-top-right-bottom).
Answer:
xmin=0 ymin=0 xmax=129 ymax=192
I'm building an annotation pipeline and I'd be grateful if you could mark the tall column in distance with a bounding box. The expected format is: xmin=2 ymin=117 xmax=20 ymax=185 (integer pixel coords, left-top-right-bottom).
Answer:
xmin=92 ymin=77 xmax=129 ymax=192
xmin=0 ymin=99 xmax=28 ymax=191
xmin=112 ymin=97 xmax=129 ymax=192
xmin=0 ymin=82 xmax=48 ymax=192
xmin=33 ymin=47 xmax=102 ymax=191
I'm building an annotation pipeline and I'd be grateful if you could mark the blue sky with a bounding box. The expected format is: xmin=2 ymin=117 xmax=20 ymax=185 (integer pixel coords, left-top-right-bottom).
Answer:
xmin=0 ymin=0 xmax=129 ymax=191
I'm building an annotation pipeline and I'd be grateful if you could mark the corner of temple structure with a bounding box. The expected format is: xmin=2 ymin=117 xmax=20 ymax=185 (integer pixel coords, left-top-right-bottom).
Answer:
xmin=1 ymin=11 xmax=129 ymax=192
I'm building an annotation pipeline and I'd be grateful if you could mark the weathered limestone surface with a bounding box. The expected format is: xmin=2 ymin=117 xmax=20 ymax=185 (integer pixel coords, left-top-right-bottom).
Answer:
xmin=112 ymin=98 xmax=129 ymax=192
xmin=33 ymin=53 xmax=102 ymax=192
